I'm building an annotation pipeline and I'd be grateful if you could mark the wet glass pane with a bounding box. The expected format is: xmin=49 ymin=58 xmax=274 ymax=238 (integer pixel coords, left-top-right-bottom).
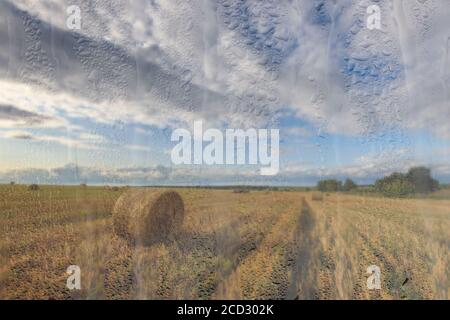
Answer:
xmin=0 ymin=0 xmax=449 ymax=301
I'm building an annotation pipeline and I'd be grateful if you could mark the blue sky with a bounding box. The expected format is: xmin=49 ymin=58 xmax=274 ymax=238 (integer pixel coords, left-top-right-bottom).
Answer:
xmin=0 ymin=0 xmax=449 ymax=185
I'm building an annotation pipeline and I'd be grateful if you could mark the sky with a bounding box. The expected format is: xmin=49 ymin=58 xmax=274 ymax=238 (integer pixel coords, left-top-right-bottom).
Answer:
xmin=0 ymin=0 xmax=449 ymax=186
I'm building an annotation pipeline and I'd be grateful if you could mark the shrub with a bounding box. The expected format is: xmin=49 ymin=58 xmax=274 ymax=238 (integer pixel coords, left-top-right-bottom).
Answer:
xmin=375 ymin=173 xmax=413 ymax=197
xmin=317 ymin=179 xmax=342 ymax=192
xmin=342 ymin=178 xmax=357 ymax=191
xmin=375 ymin=167 xmax=439 ymax=197
xmin=380 ymin=179 xmax=414 ymax=197
xmin=406 ymin=167 xmax=439 ymax=194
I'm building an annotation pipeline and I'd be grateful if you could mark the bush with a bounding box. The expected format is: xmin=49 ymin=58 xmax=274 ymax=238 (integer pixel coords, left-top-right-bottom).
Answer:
xmin=342 ymin=178 xmax=357 ymax=191
xmin=376 ymin=178 xmax=414 ymax=197
xmin=317 ymin=179 xmax=342 ymax=192
xmin=406 ymin=167 xmax=439 ymax=194
xmin=375 ymin=167 xmax=439 ymax=197
xmin=10 ymin=181 xmax=15 ymax=185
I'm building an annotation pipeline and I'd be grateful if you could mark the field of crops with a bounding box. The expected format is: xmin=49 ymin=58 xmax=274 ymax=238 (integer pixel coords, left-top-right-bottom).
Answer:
xmin=0 ymin=185 xmax=449 ymax=299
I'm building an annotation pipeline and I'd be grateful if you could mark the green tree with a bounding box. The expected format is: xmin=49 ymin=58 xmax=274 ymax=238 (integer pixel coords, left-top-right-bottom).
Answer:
xmin=317 ymin=179 xmax=342 ymax=192
xmin=342 ymin=178 xmax=357 ymax=191
xmin=379 ymin=178 xmax=414 ymax=197
xmin=406 ymin=167 xmax=439 ymax=194
xmin=374 ymin=169 xmax=436 ymax=197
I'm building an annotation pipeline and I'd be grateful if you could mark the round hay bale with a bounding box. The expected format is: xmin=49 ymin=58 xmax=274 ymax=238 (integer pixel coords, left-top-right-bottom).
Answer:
xmin=113 ymin=189 xmax=184 ymax=246
xmin=28 ymin=184 xmax=40 ymax=191
xmin=312 ymin=192 xmax=323 ymax=201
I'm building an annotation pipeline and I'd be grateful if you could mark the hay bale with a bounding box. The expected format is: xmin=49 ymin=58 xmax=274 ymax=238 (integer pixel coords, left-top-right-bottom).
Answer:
xmin=113 ymin=189 xmax=184 ymax=246
xmin=233 ymin=188 xmax=250 ymax=193
xmin=312 ymin=192 xmax=323 ymax=201
xmin=28 ymin=184 xmax=39 ymax=191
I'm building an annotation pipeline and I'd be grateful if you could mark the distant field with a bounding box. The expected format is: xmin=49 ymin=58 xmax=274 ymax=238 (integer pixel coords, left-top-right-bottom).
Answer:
xmin=0 ymin=185 xmax=449 ymax=299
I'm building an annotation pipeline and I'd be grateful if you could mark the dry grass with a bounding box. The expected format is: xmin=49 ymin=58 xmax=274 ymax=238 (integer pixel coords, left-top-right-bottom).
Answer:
xmin=306 ymin=193 xmax=450 ymax=299
xmin=0 ymin=185 xmax=448 ymax=299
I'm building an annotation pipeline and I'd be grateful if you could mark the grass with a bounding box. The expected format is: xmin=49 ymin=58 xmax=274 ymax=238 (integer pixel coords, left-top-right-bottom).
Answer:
xmin=306 ymin=193 xmax=450 ymax=299
xmin=0 ymin=185 xmax=449 ymax=299
xmin=347 ymin=185 xmax=450 ymax=200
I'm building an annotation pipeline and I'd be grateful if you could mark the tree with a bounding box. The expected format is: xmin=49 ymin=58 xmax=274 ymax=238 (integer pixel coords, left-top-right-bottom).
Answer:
xmin=374 ymin=167 xmax=439 ymax=197
xmin=377 ymin=177 xmax=414 ymax=197
xmin=317 ymin=179 xmax=342 ymax=192
xmin=406 ymin=167 xmax=439 ymax=194
xmin=376 ymin=172 xmax=405 ymax=195
xmin=343 ymin=178 xmax=357 ymax=191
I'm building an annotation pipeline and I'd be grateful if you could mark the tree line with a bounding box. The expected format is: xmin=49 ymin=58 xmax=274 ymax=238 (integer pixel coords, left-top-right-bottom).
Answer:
xmin=316 ymin=166 xmax=439 ymax=197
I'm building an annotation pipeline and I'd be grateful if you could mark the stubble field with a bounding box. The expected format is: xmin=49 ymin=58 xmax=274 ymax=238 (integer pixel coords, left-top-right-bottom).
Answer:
xmin=0 ymin=185 xmax=449 ymax=299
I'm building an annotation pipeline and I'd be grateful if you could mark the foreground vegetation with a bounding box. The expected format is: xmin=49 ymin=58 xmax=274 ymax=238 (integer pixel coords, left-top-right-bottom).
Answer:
xmin=0 ymin=184 xmax=449 ymax=299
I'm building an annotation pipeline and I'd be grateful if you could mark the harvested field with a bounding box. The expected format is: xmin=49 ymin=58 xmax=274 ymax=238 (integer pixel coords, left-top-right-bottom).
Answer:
xmin=0 ymin=185 xmax=449 ymax=299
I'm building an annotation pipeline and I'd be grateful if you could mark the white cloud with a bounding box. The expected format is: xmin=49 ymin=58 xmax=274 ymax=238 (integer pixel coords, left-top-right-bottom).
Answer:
xmin=2 ymin=154 xmax=449 ymax=186
xmin=284 ymin=127 xmax=311 ymax=137
xmin=1 ymin=130 xmax=34 ymax=140
xmin=1 ymin=0 xmax=448 ymax=136
xmin=0 ymin=0 xmax=449 ymax=179
xmin=0 ymin=128 xmax=107 ymax=150
xmin=125 ymin=144 xmax=151 ymax=152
